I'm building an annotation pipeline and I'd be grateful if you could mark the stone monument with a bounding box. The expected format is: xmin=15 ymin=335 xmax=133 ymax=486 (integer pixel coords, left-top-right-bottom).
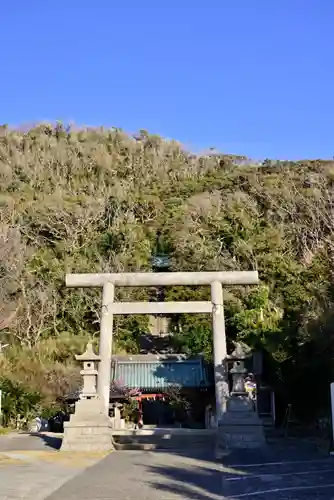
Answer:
xmin=216 ymin=342 xmax=265 ymax=455
xmin=61 ymin=342 xmax=114 ymax=452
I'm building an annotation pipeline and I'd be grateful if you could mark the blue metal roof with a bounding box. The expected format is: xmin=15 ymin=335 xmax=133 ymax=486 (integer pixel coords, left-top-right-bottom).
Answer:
xmin=112 ymin=359 xmax=210 ymax=390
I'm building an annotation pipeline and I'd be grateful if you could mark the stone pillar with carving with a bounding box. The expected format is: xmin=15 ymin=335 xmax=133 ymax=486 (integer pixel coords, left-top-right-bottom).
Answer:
xmin=216 ymin=342 xmax=265 ymax=456
xmin=61 ymin=342 xmax=114 ymax=452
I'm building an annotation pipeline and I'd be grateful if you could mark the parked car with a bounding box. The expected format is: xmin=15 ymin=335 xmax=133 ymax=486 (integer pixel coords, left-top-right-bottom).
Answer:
xmin=48 ymin=411 xmax=69 ymax=433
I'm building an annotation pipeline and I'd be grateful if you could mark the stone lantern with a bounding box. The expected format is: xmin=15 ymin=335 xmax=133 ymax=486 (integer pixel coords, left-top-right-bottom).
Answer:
xmin=60 ymin=342 xmax=114 ymax=453
xmin=75 ymin=342 xmax=101 ymax=399
xmin=217 ymin=341 xmax=265 ymax=452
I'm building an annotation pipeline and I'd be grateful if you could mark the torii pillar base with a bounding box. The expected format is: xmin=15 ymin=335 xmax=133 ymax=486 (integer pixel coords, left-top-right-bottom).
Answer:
xmin=61 ymin=398 xmax=114 ymax=453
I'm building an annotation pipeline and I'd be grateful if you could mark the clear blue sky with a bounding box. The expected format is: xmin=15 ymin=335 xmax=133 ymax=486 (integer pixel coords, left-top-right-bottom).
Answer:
xmin=2 ymin=1 xmax=333 ymax=160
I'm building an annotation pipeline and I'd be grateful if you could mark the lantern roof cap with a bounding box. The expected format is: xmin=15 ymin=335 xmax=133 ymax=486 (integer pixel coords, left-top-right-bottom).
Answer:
xmin=75 ymin=342 xmax=101 ymax=362
xmin=227 ymin=342 xmax=251 ymax=360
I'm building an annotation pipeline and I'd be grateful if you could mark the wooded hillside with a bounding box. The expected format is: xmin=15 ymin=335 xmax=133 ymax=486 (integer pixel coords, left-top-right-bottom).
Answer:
xmin=1 ymin=124 xmax=333 ymax=418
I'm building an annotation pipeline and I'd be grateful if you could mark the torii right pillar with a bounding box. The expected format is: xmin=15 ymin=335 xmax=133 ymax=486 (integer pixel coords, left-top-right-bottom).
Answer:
xmin=211 ymin=281 xmax=229 ymax=420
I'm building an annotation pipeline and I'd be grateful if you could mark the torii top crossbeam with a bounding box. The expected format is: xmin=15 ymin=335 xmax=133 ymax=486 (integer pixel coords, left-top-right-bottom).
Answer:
xmin=66 ymin=271 xmax=258 ymax=288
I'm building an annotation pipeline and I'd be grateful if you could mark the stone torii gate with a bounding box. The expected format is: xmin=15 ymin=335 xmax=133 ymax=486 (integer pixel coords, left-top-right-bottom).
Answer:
xmin=66 ymin=271 xmax=259 ymax=422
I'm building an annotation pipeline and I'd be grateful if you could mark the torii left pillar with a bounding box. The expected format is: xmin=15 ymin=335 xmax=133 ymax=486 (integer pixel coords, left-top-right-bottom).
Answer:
xmin=98 ymin=283 xmax=115 ymax=416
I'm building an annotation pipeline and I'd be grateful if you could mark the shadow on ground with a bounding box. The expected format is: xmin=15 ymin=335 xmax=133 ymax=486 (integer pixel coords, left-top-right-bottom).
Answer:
xmin=31 ymin=436 xmax=334 ymax=500
xmin=0 ymin=432 xmax=63 ymax=453
xmin=29 ymin=432 xmax=63 ymax=450
xmin=146 ymin=457 xmax=222 ymax=499
xmin=143 ymin=440 xmax=333 ymax=500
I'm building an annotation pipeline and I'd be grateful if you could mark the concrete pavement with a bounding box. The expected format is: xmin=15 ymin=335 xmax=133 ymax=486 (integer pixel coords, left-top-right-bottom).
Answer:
xmin=0 ymin=434 xmax=334 ymax=499
xmin=0 ymin=433 xmax=107 ymax=500
xmin=47 ymin=444 xmax=334 ymax=500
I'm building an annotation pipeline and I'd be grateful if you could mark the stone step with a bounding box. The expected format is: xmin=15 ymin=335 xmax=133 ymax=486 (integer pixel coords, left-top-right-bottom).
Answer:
xmin=261 ymin=416 xmax=274 ymax=426
xmin=114 ymin=442 xmax=165 ymax=451
xmin=113 ymin=437 xmax=215 ymax=447
xmin=112 ymin=429 xmax=216 ymax=451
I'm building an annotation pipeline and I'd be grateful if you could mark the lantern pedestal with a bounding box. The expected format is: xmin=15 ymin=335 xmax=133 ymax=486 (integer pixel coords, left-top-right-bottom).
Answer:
xmin=216 ymin=394 xmax=266 ymax=455
xmin=61 ymin=343 xmax=114 ymax=453
xmin=61 ymin=399 xmax=114 ymax=452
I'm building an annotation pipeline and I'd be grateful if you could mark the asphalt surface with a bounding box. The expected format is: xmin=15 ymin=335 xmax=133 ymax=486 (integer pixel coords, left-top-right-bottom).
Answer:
xmin=1 ymin=434 xmax=334 ymax=499
xmin=0 ymin=434 xmax=105 ymax=500
xmin=46 ymin=444 xmax=334 ymax=500
xmin=0 ymin=432 xmax=62 ymax=452
xmin=222 ymin=453 xmax=334 ymax=499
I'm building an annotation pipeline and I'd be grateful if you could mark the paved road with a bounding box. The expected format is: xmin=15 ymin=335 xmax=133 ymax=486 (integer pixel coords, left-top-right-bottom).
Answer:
xmin=1 ymin=434 xmax=334 ymax=499
xmin=222 ymin=447 xmax=334 ymax=499
xmin=0 ymin=434 xmax=106 ymax=500
xmin=46 ymin=445 xmax=334 ymax=500
xmin=0 ymin=432 xmax=62 ymax=452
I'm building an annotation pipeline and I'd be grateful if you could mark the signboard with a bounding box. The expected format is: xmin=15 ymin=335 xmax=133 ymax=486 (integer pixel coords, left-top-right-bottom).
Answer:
xmin=151 ymin=255 xmax=171 ymax=269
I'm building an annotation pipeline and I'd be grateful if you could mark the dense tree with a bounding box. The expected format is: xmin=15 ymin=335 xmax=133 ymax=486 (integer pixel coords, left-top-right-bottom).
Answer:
xmin=0 ymin=123 xmax=333 ymax=419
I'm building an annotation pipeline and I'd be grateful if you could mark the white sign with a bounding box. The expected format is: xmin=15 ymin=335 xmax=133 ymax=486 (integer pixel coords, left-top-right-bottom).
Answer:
xmin=331 ymin=383 xmax=334 ymax=455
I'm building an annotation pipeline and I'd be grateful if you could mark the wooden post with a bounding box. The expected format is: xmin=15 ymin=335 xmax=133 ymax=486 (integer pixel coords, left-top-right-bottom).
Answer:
xmin=98 ymin=283 xmax=115 ymax=415
xmin=211 ymin=281 xmax=229 ymax=422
